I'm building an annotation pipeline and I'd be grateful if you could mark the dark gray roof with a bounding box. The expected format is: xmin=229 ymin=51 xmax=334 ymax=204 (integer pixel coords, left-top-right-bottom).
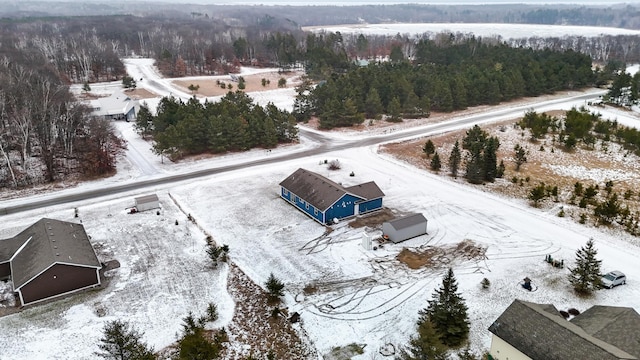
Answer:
xmin=280 ymin=168 xmax=346 ymax=211
xmin=10 ymin=218 xmax=101 ymax=289
xmin=135 ymin=194 xmax=159 ymax=205
xmin=571 ymin=306 xmax=640 ymax=359
xmin=0 ymin=235 xmax=28 ymax=264
xmin=280 ymin=168 xmax=384 ymax=212
xmin=385 ymin=213 xmax=427 ymax=231
xmin=344 ymin=181 xmax=385 ymax=200
xmin=489 ymin=300 xmax=636 ymax=360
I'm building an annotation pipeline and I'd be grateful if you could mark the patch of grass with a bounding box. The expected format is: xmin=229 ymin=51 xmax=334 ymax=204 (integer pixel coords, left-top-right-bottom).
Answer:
xmin=303 ymin=284 xmax=318 ymax=295
xmin=325 ymin=343 xmax=365 ymax=359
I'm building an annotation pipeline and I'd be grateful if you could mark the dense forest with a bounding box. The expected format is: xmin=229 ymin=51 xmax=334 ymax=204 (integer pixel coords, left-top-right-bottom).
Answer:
xmin=2 ymin=13 xmax=640 ymax=84
xmin=294 ymin=38 xmax=596 ymax=129
xmin=142 ymin=92 xmax=298 ymax=160
xmin=0 ymin=45 xmax=124 ymax=189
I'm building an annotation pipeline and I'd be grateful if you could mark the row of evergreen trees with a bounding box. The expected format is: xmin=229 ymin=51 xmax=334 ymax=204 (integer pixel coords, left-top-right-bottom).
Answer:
xmin=136 ymin=91 xmax=298 ymax=160
xmin=294 ymin=38 xmax=594 ymax=129
xmin=520 ymin=107 xmax=640 ymax=155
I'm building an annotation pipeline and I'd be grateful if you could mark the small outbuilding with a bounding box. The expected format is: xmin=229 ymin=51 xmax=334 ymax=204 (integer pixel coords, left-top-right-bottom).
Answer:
xmin=135 ymin=194 xmax=160 ymax=212
xmin=0 ymin=218 xmax=102 ymax=307
xmin=382 ymin=213 xmax=428 ymax=243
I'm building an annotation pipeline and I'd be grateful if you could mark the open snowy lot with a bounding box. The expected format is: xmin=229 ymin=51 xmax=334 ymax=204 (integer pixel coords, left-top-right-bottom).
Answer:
xmin=2 ymin=140 xmax=640 ymax=359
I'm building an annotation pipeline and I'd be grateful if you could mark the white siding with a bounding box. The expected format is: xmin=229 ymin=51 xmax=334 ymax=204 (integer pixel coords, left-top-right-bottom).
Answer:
xmin=489 ymin=335 xmax=533 ymax=360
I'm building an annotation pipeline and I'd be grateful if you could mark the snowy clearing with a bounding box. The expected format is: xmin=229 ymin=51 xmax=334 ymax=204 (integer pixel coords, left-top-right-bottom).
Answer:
xmin=303 ymin=23 xmax=640 ymax=40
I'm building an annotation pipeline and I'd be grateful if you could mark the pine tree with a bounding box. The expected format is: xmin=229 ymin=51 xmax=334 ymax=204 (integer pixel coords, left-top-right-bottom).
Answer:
xmin=388 ymin=96 xmax=402 ymax=122
xmin=528 ymin=182 xmax=547 ymax=207
xmin=265 ymin=273 xmax=285 ymax=303
xmin=398 ymin=319 xmax=448 ymax=360
xmin=96 ymin=320 xmax=155 ymax=360
xmin=457 ymin=346 xmax=480 ymax=360
xmin=496 ymin=160 xmax=505 ymax=178
xmin=122 ymin=76 xmax=137 ymax=90
xmin=569 ymin=238 xmax=603 ymax=294
xmin=419 ymin=268 xmax=469 ymax=347
xmin=423 ymin=140 xmax=435 ymax=158
xmin=364 ymin=87 xmax=384 ymax=119
xmin=430 ymin=152 xmax=441 ymax=171
xmin=465 ymin=147 xmax=484 ymax=184
xmin=134 ymin=104 xmax=154 ymax=138
xmin=177 ymin=313 xmax=221 ymax=360
xmin=594 ymin=193 xmax=621 ymax=225
xmin=449 ymin=140 xmax=461 ymax=178
xmin=514 ymin=144 xmax=527 ymax=171
xmin=483 ymin=136 xmax=500 ymax=182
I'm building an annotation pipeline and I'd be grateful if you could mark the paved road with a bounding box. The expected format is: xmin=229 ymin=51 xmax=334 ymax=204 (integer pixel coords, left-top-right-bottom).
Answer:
xmin=0 ymin=89 xmax=604 ymax=216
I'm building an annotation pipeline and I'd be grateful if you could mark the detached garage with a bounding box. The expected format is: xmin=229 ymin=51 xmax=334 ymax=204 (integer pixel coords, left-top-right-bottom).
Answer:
xmin=382 ymin=213 xmax=428 ymax=243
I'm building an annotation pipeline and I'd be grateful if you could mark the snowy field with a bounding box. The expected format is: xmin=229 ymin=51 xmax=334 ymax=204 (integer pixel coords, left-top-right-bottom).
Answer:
xmin=304 ymin=23 xmax=640 ymax=40
xmin=2 ymin=143 xmax=640 ymax=359
xmin=3 ymin=27 xmax=640 ymax=357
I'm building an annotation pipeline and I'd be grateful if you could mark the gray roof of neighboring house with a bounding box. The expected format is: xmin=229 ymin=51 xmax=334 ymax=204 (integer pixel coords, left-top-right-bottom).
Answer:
xmin=489 ymin=300 xmax=637 ymax=360
xmin=135 ymin=194 xmax=159 ymax=205
xmin=279 ymin=168 xmax=384 ymax=212
xmin=10 ymin=218 xmax=101 ymax=289
xmin=0 ymin=235 xmax=28 ymax=264
xmin=89 ymin=91 xmax=137 ymax=117
xmin=571 ymin=306 xmax=640 ymax=359
xmin=344 ymin=181 xmax=385 ymax=201
xmin=385 ymin=213 xmax=427 ymax=231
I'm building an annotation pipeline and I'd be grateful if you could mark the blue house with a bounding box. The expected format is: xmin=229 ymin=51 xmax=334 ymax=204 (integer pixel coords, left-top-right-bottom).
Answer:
xmin=279 ymin=168 xmax=385 ymax=224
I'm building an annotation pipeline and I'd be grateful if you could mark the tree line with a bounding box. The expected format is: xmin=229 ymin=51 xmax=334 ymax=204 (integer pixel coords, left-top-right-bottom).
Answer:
xmin=137 ymin=91 xmax=298 ymax=161
xmin=294 ymin=38 xmax=594 ymax=129
xmin=0 ymin=48 xmax=124 ymax=189
xmin=4 ymin=2 xmax=640 ymax=30
xmin=3 ymin=13 xmax=640 ymax=89
xmin=520 ymin=107 xmax=640 ymax=156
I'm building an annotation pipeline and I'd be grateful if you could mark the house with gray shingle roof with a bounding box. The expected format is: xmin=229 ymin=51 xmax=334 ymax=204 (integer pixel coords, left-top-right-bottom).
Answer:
xmin=0 ymin=218 xmax=102 ymax=307
xmin=88 ymin=90 xmax=138 ymax=121
xmin=488 ymin=299 xmax=640 ymax=360
xmin=279 ymin=168 xmax=384 ymax=224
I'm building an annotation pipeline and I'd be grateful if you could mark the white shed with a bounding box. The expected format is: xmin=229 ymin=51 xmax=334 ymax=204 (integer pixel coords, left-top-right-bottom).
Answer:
xmin=135 ymin=194 xmax=160 ymax=212
xmin=382 ymin=213 xmax=428 ymax=243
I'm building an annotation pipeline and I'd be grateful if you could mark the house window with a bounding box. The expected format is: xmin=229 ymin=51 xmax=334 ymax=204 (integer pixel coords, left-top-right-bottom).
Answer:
xmin=293 ymin=195 xmax=298 ymax=203
xmin=314 ymin=209 xmax=318 ymax=215
xmin=283 ymin=189 xmax=289 ymax=196
xmin=306 ymin=203 xmax=309 ymax=209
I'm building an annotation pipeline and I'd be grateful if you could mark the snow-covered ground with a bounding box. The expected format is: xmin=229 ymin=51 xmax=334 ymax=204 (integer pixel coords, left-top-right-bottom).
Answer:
xmin=3 ymin=41 xmax=640 ymax=358
xmin=2 ymin=141 xmax=640 ymax=359
xmin=304 ymin=23 xmax=640 ymax=40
